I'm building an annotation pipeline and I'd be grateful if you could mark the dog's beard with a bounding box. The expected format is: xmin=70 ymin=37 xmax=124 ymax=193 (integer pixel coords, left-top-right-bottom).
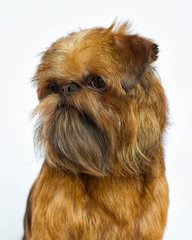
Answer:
xmin=33 ymin=95 xmax=114 ymax=176
xmin=51 ymin=106 xmax=111 ymax=174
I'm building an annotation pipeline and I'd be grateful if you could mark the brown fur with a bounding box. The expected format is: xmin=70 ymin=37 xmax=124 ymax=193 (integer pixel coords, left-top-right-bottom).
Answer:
xmin=23 ymin=22 xmax=169 ymax=240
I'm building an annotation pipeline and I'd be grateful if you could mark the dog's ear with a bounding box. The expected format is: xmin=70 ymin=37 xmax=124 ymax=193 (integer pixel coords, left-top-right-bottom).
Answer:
xmin=114 ymin=34 xmax=159 ymax=90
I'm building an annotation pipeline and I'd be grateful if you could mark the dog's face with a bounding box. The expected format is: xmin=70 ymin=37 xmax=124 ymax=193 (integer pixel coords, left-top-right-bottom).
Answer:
xmin=33 ymin=23 xmax=167 ymax=177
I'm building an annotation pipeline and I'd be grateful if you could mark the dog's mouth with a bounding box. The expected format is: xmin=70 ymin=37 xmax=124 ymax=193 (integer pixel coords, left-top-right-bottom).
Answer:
xmin=56 ymin=102 xmax=107 ymax=151
xmin=56 ymin=100 xmax=73 ymax=111
xmin=56 ymin=100 xmax=99 ymax=131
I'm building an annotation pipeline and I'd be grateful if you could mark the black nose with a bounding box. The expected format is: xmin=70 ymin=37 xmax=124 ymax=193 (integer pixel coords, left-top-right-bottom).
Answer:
xmin=62 ymin=83 xmax=79 ymax=95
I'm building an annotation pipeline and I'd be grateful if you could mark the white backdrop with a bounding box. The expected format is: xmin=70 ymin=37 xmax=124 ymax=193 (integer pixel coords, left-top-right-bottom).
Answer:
xmin=0 ymin=0 xmax=192 ymax=239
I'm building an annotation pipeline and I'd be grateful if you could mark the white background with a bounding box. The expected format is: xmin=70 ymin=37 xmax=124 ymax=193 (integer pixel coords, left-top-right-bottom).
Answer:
xmin=0 ymin=0 xmax=192 ymax=239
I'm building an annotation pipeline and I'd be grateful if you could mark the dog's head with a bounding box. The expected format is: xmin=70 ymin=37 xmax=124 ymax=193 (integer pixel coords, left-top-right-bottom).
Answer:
xmin=33 ymin=22 xmax=167 ymax=177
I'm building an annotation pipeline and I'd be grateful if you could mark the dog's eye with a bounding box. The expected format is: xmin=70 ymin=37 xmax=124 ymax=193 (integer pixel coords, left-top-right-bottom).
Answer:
xmin=89 ymin=75 xmax=106 ymax=89
xmin=48 ymin=83 xmax=59 ymax=94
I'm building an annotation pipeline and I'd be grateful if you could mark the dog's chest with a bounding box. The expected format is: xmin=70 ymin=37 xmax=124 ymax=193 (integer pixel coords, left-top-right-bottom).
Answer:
xmin=31 ymin=169 xmax=167 ymax=240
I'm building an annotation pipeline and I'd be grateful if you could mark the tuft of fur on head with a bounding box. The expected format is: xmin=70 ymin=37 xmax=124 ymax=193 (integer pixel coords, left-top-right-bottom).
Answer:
xmin=32 ymin=22 xmax=167 ymax=177
xmin=109 ymin=20 xmax=131 ymax=35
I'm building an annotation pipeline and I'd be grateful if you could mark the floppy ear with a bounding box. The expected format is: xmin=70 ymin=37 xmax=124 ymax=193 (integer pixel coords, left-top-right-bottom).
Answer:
xmin=114 ymin=34 xmax=159 ymax=90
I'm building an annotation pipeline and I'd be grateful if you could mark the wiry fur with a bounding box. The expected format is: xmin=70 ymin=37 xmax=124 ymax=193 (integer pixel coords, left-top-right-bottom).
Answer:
xmin=23 ymin=22 xmax=169 ymax=240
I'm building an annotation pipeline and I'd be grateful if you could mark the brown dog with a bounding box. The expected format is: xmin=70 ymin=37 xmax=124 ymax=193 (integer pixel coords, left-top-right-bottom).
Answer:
xmin=23 ymin=22 xmax=169 ymax=240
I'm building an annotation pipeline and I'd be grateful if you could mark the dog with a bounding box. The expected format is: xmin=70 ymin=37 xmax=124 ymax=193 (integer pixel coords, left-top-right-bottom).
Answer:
xmin=23 ymin=22 xmax=169 ymax=240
